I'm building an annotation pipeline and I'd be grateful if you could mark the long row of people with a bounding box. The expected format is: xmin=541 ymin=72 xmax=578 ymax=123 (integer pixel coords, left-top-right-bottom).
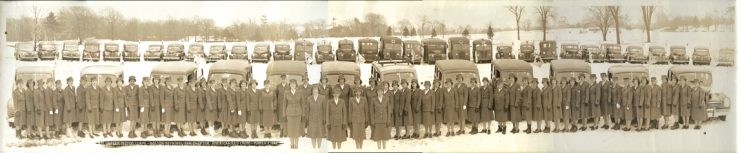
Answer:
xmin=10 ymin=73 xmax=710 ymax=149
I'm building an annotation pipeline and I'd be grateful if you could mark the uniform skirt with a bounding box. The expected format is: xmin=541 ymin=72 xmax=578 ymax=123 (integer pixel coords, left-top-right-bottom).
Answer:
xmin=601 ymin=103 xmax=612 ymax=116
xmin=112 ymin=110 xmax=124 ymax=124
xmin=643 ymin=107 xmax=651 ymax=119
xmin=467 ymin=109 xmax=480 ymax=123
xmin=623 ymin=107 xmax=633 ymax=120
xmin=54 ymin=110 xmax=63 ymax=127
xmin=127 ymin=107 xmax=139 ymax=121
xmin=218 ymin=110 xmax=230 ymax=124
xmin=197 ymin=109 xmax=206 ymax=122
xmin=87 ymin=110 xmax=99 ymax=125
xmin=662 ymin=103 xmax=671 ymax=116
xmin=444 ymin=108 xmax=458 ymax=124
xmin=413 ymin=111 xmax=422 ymax=125
xmin=509 ymin=108 xmax=520 ymax=122
xmin=206 ymin=110 xmax=218 ymax=122
xmin=186 ymin=109 xmax=198 ymax=122
xmin=402 ymin=113 xmax=413 ymax=126
xmin=393 ymin=113 xmax=402 ymax=126
xmin=15 ymin=111 xmax=25 ymax=127
xmin=612 ymin=106 xmax=622 ymax=119
xmin=371 ymin=123 xmax=390 ymax=141
xmin=650 ymin=106 xmax=661 ymax=120
xmin=351 ymin=123 xmax=366 ymax=140
xmin=533 ymin=107 xmax=543 ymax=121
xmin=77 ymin=109 xmax=87 ymax=124
xmin=306 ymin=119 xmax=324 ymax=139
xmin=149 ymin=107 xmax=160 ymax=123
xmin=680 ymin=104 xmax=691 ymax=117
xmin=102 ymin=110 xmax=113 ymax=124
xmin=571 ymin=106 xmax=580 ymax=120
xmin=553 ymin=107 xmax=562 ymax=121
xmin=562 ymin=107 xmax=571 ymax=119
xmin=27 ymin=111 xmax=37 ymax=127
xmin=230 ymin=112 xmax=241 ymax=125
xmin=249 ymin=110 xmax=261 ymax=124
xmin=635 ymin=106 xmax=644 ymax=119
xmin=328 ymin=125 xmax=347 ymax=142
xmin=175 ymin=109 xmax=187 ymax=123
xmin=260 ymin=110 xmax=274 ymax=126
xmin=481 ymin=107 xmax=493 ymax=122
xmin=422 ymin=111 xmax=435 ymax=125
xmin=36 ymin=111 xmax=46 ymax=127
xmin=45 ymin=111 xmax=54 ymax=127
xmin=691 ymin=107 xmax=707 ymax=121
xmin=521 ymin=108 xmax=532 ymax=120
xmin=543 ymin=108 xmax=552 ymax=121
xmin=139 ymin=108 xmax=150 ymax=123
xmin=591 ymin=103 xmax=601 ymax=117
xmin=162 ymin=108 xmax=174 ymax=123
xmin=64 ymin=109 xmax=76 ymax=124
xmin=286 ymin=116 xmax=302 ymax=138
xmin=494 ymin=109 xmax=508 ymax=122
xmin=434 ymin=110 xmax=444 ymax=124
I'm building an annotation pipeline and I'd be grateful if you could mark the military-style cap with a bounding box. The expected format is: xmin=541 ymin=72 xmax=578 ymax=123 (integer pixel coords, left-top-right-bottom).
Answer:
xmin=105 ymin=77 xmax=112 ymax=82
xmin=650 ymin=77 xmax=657 ymax=80
xmin=129 ymin=76 xmax=136 ymax=81
xmin=456 ymin=74 xmax=464 ymax=79
xmin=67 ymin=77 xmax=74 ymax=81
xmin=423 ymin=81 xmax=431 ymax=85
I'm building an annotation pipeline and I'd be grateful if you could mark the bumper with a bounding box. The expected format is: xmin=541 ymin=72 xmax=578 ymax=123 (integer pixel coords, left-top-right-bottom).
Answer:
xmin=186 ymin=53 xmax=205 ymax=61
xmin=62 ymin=51 xmax=80 ymax=60
xmin=475 ymin=53 xmax=492 ymax=63
xmin=518 ymin=53 xmax=535 ymax=62
xmin=39 ymin=51 xmax=57 ymax=60
xmin=163 ymin=54 xmax=183 ymax=61
xmin=628 ymin=56 xmax=648 ymax=63
xmin=16 ymin=51 xmax=39 ymax=61
xmin=692 ymin=57 xmax=711 ymax=65
xmin=425 ymin=54 xmax=446 ymax=64
xmin=144 ymin=53 xmax=162 ymax=61
xmin=707 ymin=108 xmax=730 ymax=119
xmin=104 ymin=52 xmax=121 ymax=61
xmin=206 ymin=54 xmax=226 ymax=62
xmin=251 ymin=54 xmax=271 ymax=62
xmin=83 ymin=53 xmax=101 ymax=61
xmin=230 ymin=54 xmax=249 ymax=60
xmin=448 ymin=52 xmax=471 ymax=60
xmin=337 ymin=52 xmax=357 ymax=62
xmin=381 ymin=53 xmax=403 ymax=61
xmin=651 ymin=56 xmax=669 ymax=64
xmin=123 ymin=52 xmax=140 ymax=61
xmin=315 ymin=54 xmax=335 ymax=64
xmin=608 ymin=54 xmax=626 ymax=63
xmin=496 ymin=53 xmax=514 ymax=59
xmin=540 ymin=54 xmax=558 ymax=62
xmin=274 ymin=54 xmax=292 ymax=61
xmin=717 ymin=59 xmax=734 ymax=66
xmin=671 ymin=57 xmax=689 ymax=64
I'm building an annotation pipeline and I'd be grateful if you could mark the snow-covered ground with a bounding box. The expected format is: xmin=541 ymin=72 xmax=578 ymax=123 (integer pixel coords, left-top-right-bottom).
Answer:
xmin=0 ymin=29 xmax=736 ymax=152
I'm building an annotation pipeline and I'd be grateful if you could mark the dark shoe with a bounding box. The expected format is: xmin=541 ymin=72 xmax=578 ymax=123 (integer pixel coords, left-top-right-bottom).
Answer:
xmin=190 ymin=131 xmax=197 ymax=136
xmin=469 ymin=129 xmax=478 ymax=135
xmin=661 ymin=125 xmax=669 ymax=129
xmin=117 ymin=132 xmax=124 ymax=138
xmin=141 ymin=131 xmax=150 ymax=138
xmin=154 ymin=131 xmax=162 ymax=138
xmin=128 ymin=131 xmax=137 ymax=138
xmin=533 ymin=129 xmax=541 ymax=133
xmin=251 ymin=131 xmax=259 ymax=139
xmin=601 ymin=125 xmax=609 ymax=129
xmin=264 ymin=133 xmax=271 ymax=138
xmin=682 ymin=125 xmax=689 ymax=129
xmin=544 ymin=127 xmax=551 ymax=133
xmin=78 ymin=131 xmax=86 ymax=138
xmin=164 ymin=133 xmax=173 ymax=138
xmin=580 ymin=127 xmax=587 ymax=131
xmin=671 ymin=124 xmax=680 ymax=130
xmin=694 ymin=126 xmax=701 ymax=130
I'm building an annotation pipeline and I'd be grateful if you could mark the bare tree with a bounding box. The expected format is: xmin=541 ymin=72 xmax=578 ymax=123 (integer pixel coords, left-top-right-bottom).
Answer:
xmin=31 ymin=6 xmax=45 ymax=48
xmin=101 ymin=7 xmax=124 ymax=40
xmin=535 ymin=6 xmax=554 ymax=41
xmin=418 ymin=15 xmax=429 ymax=38
xmin=587 ymin=6 xmax=613 ymax=41
xmin=607 ymin=6 xmax=623 ymax=44
xmin=506 ymin=6 xmax=525 ymax=40
xmin=641 ymin=6 xmax=656 ymax=42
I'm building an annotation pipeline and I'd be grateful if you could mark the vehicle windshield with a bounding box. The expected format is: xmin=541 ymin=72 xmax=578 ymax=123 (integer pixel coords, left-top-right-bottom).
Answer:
xmin=540 ymin=43 xmax=555 ymax=49
xmin=64 ymin=44 xmax=79 ymax=51
xmin=339 ymin=44 xmax=353 ymax=50
xmin=325 ymin=74 xmax=357 ymax=85
xmin=426 ymin=43 xmax=445 ymax=50
xmin=276 ymin=45 xmax=290 ymax=52
xmin=84 ymin=44 xmax=99 ymax=52
xmin=442 ymin=72 xmax=477 ymax=85
xmin=124 ymin=45 xmax=138 ymax=52
xmin=498 ymin=71 xmax=532 ymax=81
xmin=148 ymin=46 xmax=162 ymax=51
xmin=521 ymin=45 xmax=535 ymax=50
xmin=607 ymin=45 xmax=621 ymax=53
xmin=382 ymin=72 xmax=415 ymax=83
xmin=209 ymin=73 xmax=245 ymax=82
xmin=564 ymin=45 xmax=578 ymax=50
xmin=611 ymin=72 xmax=648 ymax=85
xmin=16 ymin=74 xmax=53 ymax=82
xmin=318 ymin=45 xmax=332 ymax=53
xmin=168 ymin=46 xmax=183 ymax=52
xmin=498 ymin=46 xmax=512 ymax=52
xmin=650 ymin=48 xmax=665 ymax=53
xmin=720 ymin=49 xmax=734 ymax=55
xmin=189 ymin=45 xmax=203 ymax=52
xmin=211 ymin=46 xmax=225 ymax=52
xmin=676 ymin=72 xmax=712 ymax=88
xmin=694 ymin=49 xmax=709 ymax=55
xmin=232 ymin=46 xmax=247 ymax=53
xmin=296 ymin=45 xmax=312 ymax=52
xmin=474 ymin=43 xmax=491 ymax=51
xmin=382 ymin=43 xmax=399 ymax=50
xmin=105 ymin=45 xmax=118 ymax=51
xmin=627 ymin=48 xmax=642 ymax=53
xmin=452 ymin=44 xmax=469 ymax=51
xmin=40 ymin=44 xmax=55 ymax=51
xmin=672 ymin=48 xmax=686 ymax=55
xmin=255 ymin=46 xmax=268 ymax=53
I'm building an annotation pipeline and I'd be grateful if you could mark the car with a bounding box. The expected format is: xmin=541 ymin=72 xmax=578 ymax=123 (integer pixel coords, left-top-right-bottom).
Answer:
xmin=716 ymin=48 xmax=735 ymax=66
xmin=648 ymin=46 xmax=669 ymax=64
xmin=692 ymin=46 xmax=711 ymax=65
xmin=626 ymin=45 xmax=648 ymax=64
xmin=8 ymin=66 xmax=55 ymax=128
xmin=38 ymin=41 xmax=58 ymax=60
xmin=314 ymin=41 xmax=334 ymax=64
xmin=539 ymin=41 xmax=558 ymax=62
xmin=209 ymin=60 xmax=252 ymax=82
xmin=230 ymin=43 xmax=249 ymax=60
xmin=61 ymin=40 xmax=81 ymax=61
xmin=81 ymin=65 xmax=124 ymax=85
xmin=560 ymin=43 xmax=581 ymax=60
xmin=151 ymin=61 xmax=199 ymax=83
xmin=472 ymin=39 xmax=492 ymax=63
xmin=185 ymin=43 xmax=204 ymax=61
xmin=144 ymin=44 xmax=164 ymax=61
xmin=274 ymin=43 xmax=292 ymax=61
xmin=103 ymin=42 xmax=122 ymax=62
xmin=518 ymin=43 xmax=536 ymax=62
xmin=371 ymin=60 xmax=417 ymax=84
xmin=83 ymin=41 xmax=101 ymax=61
xmin=602 ymin=43 xmax=625 ymax=63
xmin=583 ymin=44 xmax=605 ymax=63
xmin=294 ymin=40 xmax=314 ymax=62
xmin=495 ymin=45 xmax=514 ymax=59
xmin=550 ymin=59 xmax=591 ymax=79
xmin=163 ymin=43 xmax=185 ymax=61
xmin=122 ymin=42 xmax=140 ymax=61
xmin=434 ymin=59 xmax=479 ymax=86
xmin=251 ymin=43 xmax=271 ymax=63
xmin=448 ymin=37 xmax=471 ymax=60
xmin=266 ymin=61 xmax=308 ymax=85
xmin=403 ymin=40 xmax=422 ymax=64
xmin=14 ymin=42 xmax=38 ymax=61
xmin=667 ymin=66 xmax=729 ymax=121
xmin=207 ymin=43 xmax=227 ymax=62
xmin=379 ymin=37 xmax=402 ymax=61
xmin=670 ymin=46 xmax=689 ymax=64
xmin=321 ymin=61 xmax=360 ymax=85
xmin=607 ymin=65 xmax=649 ymax=86
xmin=422 ymin=38 xmax=447 ymax=64
xmin=337 ymin=39 xmax=357 ymax=62
xmin=360 ymin=38 xmax=381 ymax=62
xmin=491 ymin=59 xmax=533 ymax=81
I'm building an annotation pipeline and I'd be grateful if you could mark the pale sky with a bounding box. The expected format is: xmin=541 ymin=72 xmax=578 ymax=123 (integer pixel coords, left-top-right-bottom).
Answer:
xmin=2 ymin=0 xmax=735 ymax=28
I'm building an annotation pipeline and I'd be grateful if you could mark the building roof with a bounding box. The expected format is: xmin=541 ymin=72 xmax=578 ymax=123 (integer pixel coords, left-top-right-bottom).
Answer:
xmin=266 ymin=61 xmax=307 ymax=76
xmin=151 ymin=61 xmax=197 ymax=75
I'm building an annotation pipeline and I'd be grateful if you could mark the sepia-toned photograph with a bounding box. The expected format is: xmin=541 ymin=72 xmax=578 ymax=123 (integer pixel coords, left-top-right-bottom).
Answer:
xmin=0 ymin=0 xmax=737 ymax=152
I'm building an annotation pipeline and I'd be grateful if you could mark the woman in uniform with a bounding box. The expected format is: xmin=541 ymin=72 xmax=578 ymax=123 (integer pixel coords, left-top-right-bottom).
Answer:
xmin=227 ymin=79 xmax=239 ymax=137
xmin=32 ymin=80 xmax=44 ymax=138
xmin=561 ymin=78 xmax=572 ymax=132
xmin=236 ymin=80 xmax=249 ymax=138
xmin=161 ymin=78 xmax=175 ymax=138
xmin=349 ymin=89 xmax=368 ymax=149
xmin=13 ymin=79 xmax=27 ymax=138
xmin=101 ymin=78 xmax=114 ymax=138
xmin=410 ymin=80 xmax=422 ymax=138
xmin=370 ymin=86 xmax=392 ymax=149
xmin=493 ymin=79 xmax=508 ymax=134
xmin=149 ymin=77 xmax=162 ymax=138
xmin=531 ymin=79 xmax=543 ymax=133
xmin=467 ymin=79 xmax=481 ymax=134
xmin=421 ymin=81 xmax=436 ymax=137
xmin=50 ymin=80 xmax=62 ymax=138
xmin=691 ymin=80 xmax=707 ymax=129
xmin=327 ymin=88 xmax=348 ymax=149
xmin=432 ymin=81 xmax=443 ymax=137
xmin=186 ymin=81 xmax=200 ymax=136
xmin=283 ymin=79 xmax=304 ymax=149
xmin=246 ymin=80 xmax=260 ymax=138
xmin=520 ymin=78 xmax=533 ymax=134
xmin=551 ymin=79 xmax=562 ymax=133
xmin=610 ymin=77 xmax=622 ymax=130
xmin=76 ymin=77 xmax=88 ymax=138
xmin=114 ymin=79 xmax=126 ymax=137
xmin=479 ymin=78 xmax=493 ymax=135
xmin=540 ymin=78 xmax=552 ymax=133
xmin=622 ymin=78 xmax=635 ymax=131
xmin=205 ymin=80 xmax=219 ymax=136
xmin=125 ymin=77 xmax=139 ymax=138
xmin=306 ymin=86 xmax=326 ymax=148
xmin=259 ymin=80 xmax=276 ymax=138
xmin=635 ymin=78 xmax=646 ymax=131
xmin=649 ymin=77 xmax=662 ymax=130
xmin=508 ymin=76 xmax=522 ymax=134
xmin=139 ymin=77 xmax=151 ymax=138
xmin=174 ymin=79 xmax=188 ymax=137
xmin=678 ymin=78 xmax=691 ymax=129
xmin=442 ymin=79 xmax=458 ymax=136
